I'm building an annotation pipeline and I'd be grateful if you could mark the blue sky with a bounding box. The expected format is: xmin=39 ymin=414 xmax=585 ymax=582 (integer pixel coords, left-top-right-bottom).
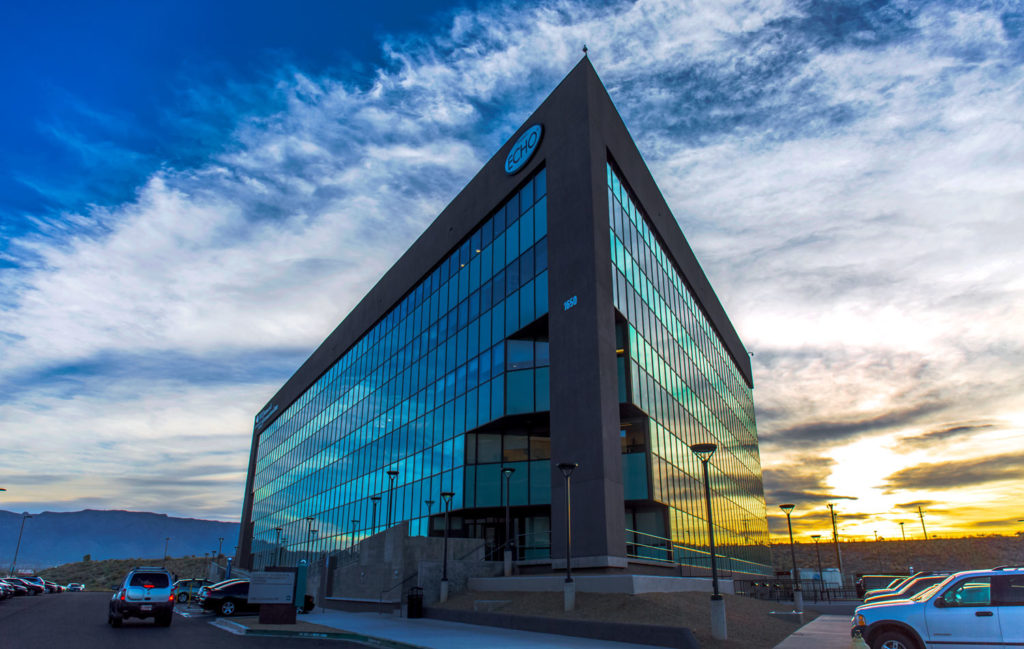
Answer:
xmin=1 ymin=0 xmax=1022 ymax=540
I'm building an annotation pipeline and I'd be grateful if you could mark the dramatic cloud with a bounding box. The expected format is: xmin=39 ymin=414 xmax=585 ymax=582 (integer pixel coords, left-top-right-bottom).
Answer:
xmin=883 ymin=451 xmax=1024 ymax=493
xmin=898 ymin=421 xmax=1000 ymax=449
xmin=1 ymin=0 xmax=1022 ymax=536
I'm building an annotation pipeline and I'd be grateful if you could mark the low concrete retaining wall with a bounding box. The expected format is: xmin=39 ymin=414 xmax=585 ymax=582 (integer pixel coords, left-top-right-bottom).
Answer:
xmin=423 ymin=606 xmax=700 ymax=649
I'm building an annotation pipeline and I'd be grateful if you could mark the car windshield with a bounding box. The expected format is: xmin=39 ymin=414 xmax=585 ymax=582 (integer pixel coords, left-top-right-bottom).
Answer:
xmin=129 ymin=573 xmax=169 ymax=588
xmin=912 ymin=583 xmax=945 ymax=601
xmin=210 ymin=578 xmax=243 ymax=589
xmin=902 ymin=576 xmax=945 ymax=595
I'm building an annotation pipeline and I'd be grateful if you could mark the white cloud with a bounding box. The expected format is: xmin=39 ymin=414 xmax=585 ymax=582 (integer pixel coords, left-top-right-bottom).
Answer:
xmin=1 ymin=0 xmax=1021 ymax=535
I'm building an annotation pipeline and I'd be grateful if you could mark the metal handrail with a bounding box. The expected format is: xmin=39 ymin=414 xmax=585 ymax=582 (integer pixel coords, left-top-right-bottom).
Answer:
xmin=378 ymin=571 xmax=418 ymax=614
xmin=624 ymin=528 xmax=772 ymax=577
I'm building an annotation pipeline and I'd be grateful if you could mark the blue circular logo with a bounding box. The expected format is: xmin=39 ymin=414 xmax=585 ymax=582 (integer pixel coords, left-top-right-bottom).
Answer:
xmin=504 ymin=124 xmax=543 ymax=175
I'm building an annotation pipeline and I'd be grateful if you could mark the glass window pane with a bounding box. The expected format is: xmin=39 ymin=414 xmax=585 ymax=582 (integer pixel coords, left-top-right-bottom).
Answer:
xmin=477 ymin=434 xmax=501 ymax=463
xmin=475 ymin=464 xmax=500 ymax=507
xmin=506 ymin=369 xmax=534 ymax=415
xmin=528 ymin=459 xmax=551 ymax=505
xmin=529 ymin=435 xmax=550 ymax=460
xmin=507 ymin=340 xmax=533 ymax=370
xmin=503 ymin=435 xmax=528 ymax=462
xmin=535 ymin=367 xmax=549 ymax=412
xmin=534 ymin=198 xmax=547 ymax=240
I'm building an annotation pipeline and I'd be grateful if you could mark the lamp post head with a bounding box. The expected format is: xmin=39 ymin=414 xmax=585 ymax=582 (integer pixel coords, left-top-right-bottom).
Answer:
xmin=387 ymin=470 xmax=399 ymax=478
xmin=274 ymin=526 xmax=282 ymax=532
xmin=371 ymin=495 xmax=381 ymax=502
xmin=501 ymin=466 xmax=515 ymax=478
xmin=440 ymin=491 xmax=455 ymax=505
xmin=779 ymin=503 xmax=795 ymax=515
xmin=811 ymin=534 xmax=821 ymax=541
xmin=425 ymin=499 xmax=435 ymax=506
xmin=689 ymin=443 xmax=717 ymax=462
xmin=557 ymin=462 xmax=578 ymax=478
xmin=352 ymin=519 xmax=359 ymax=525
xmin=305 ymin=516 xmax=315 ymax=522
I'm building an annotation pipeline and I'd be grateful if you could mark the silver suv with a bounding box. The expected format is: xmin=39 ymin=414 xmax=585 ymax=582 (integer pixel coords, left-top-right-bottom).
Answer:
xmin=108 ymin=567 xmax=175 ymax=627
xmin=852 ymin=566 xmax=1024 ymax=649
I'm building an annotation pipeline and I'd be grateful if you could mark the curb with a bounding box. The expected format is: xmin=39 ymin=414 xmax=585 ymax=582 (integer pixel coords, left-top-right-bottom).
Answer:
xmin=210 ymin=618 xmax=426 ymax=648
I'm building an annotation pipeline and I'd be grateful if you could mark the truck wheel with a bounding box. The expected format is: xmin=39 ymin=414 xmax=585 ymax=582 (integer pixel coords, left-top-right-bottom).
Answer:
xmin=871 ymin=630 xmax=917 ymax=649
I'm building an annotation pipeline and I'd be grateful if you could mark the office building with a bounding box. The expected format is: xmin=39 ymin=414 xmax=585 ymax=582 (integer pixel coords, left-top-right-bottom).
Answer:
xmin=237 ymin=59 xmax=771 ymax=577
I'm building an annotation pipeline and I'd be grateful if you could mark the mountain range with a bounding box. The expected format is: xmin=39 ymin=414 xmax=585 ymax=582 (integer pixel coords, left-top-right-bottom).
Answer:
xmin=0 ymin=509 xmax=240 ymax=570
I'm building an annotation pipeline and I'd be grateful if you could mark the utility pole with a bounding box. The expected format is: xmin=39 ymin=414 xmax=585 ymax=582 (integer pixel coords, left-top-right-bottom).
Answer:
xmin=827 ymin=503 xmax=843 ymax=577
xmin=899 ymin=522 xmax=906 ymax=540
xmin=10 ymin=513 xmax=31 ymax=576
xmin=918 ymin=506 xmax=928 ymax=539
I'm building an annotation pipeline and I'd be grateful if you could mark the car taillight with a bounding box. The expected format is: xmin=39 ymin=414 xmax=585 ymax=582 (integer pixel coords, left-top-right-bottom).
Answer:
xmin=144 ymin=584 xmax=154 ymax=588
xmin=168 ymin=593 xmax=175 ymax=602
xmin=120 ymin=592 xmax=125 ymax=601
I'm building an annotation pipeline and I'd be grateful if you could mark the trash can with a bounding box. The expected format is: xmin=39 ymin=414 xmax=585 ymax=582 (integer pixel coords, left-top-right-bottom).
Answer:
xmin=407 ymin=586 xmax=424 ymax=618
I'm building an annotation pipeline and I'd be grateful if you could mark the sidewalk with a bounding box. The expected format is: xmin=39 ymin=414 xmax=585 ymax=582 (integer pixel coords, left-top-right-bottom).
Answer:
xmin=772 ymin=615 xmax=865 ymax=649
xmin=297 ymin=607 xmax=684 ymax=649
xmin=208 ymin=605 xmax=861 ymax=649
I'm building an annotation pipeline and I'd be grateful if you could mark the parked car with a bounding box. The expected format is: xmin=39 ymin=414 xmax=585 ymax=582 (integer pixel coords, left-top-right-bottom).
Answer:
xmin=0 ymin=582 xmax=12 ymax=599
xmin=108 ymin=567 xmax=175 ymax=627
xmin=8 ymin=578 xmax=44 ymax=595
xmin=67 ymin=583 xmax=85 ymax=592
xmin=863 ymin=573 xmax=952 ymax=605
xmin=197 ymin=578 xmax=245 ymax=601
xmin=198 ymin=579 xmax=257 ymax=617
xmin=856 ymin=574 xmax=907 ymax=598
xmin=172 ymin=578 xmax=213 ymax=603
xmin=1 ymin=579 xmax=30 ymax=596
xmin=852 ymin=566 xmax=1024 ymax=649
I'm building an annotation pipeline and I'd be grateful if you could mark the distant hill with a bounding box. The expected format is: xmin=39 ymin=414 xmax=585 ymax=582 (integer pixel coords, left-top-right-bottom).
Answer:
xmin=770 ymin=535 xmax=1024 ymax=581
xmin=0 ymin=509 xmax=239 ymax=570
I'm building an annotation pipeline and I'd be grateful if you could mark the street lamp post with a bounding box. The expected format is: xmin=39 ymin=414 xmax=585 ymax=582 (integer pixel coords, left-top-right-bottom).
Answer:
xmin=501 ymin=467 xmax=515 ymax=577
xmin=425 ymin=500 xmax=435 ymax=516
xmin=370 ymin=496 xmax=381 ymax=534
xmin=304 ymin=517 xmax=315 ymax=567
xmin=350 ymin=519 xmax=360 ymax=551
xmin=556 ymin=462 xmax=578 ymax=612
xmin=900 ymin=522 xmax=906 ymax=541
xmin=690 ymin=443 xmax=726 ymax=640
xmin=273 ymin=527 xmax=283 ymax=566
xmin=439 ymin=491 xmax=454 ymax=603
xmin=779 ymin=504 xmax=803 ymax=612
xmin=827 ymin=503 xmax=844 ymax=580
xmin=163 ymin=537 xmax=170 ymax=567
xmin=9 ymin=512 xmax=31 ymax=576
xmin=217 ymin=537 xmax=224 ymax=558
xmin=386 ymin=470 xmax=399 ymax=529
xmin=810 ymin=534 xmax=825 ymax=601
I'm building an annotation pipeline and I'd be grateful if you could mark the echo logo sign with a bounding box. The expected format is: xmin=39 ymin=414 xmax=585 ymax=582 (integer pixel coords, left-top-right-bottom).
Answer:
xmin=504 ymin=124 xmax=543 ymax=175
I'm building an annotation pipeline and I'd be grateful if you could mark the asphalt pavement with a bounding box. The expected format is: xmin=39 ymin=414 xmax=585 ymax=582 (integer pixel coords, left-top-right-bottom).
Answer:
xmin=0 ymin=591 xmax=362 ymax=648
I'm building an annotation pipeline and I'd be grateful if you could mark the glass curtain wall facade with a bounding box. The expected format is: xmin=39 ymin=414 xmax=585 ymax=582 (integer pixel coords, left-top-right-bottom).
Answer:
xmin=607 ymin=161 xmax=771 ymax=575
xmin=249 ymin=168 xmax=549 ymax=568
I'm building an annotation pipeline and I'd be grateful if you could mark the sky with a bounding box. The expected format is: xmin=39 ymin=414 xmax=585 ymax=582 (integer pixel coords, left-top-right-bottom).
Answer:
xmin=1 ymin=0 xmax=1022 ymax=543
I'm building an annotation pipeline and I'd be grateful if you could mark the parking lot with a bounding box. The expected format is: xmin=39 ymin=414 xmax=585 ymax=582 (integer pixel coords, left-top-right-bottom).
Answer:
xmin=0 ymin=591 xmax=364 ymax=649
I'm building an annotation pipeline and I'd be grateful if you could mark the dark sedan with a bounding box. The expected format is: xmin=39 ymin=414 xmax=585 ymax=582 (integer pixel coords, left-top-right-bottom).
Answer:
xmin=197 ymin=579 xmax=258 ymax=616
xmin=1 ymin=579 xmax=30 ymax=596
xmin=7 ymin=578 xmax=44 ymax=595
